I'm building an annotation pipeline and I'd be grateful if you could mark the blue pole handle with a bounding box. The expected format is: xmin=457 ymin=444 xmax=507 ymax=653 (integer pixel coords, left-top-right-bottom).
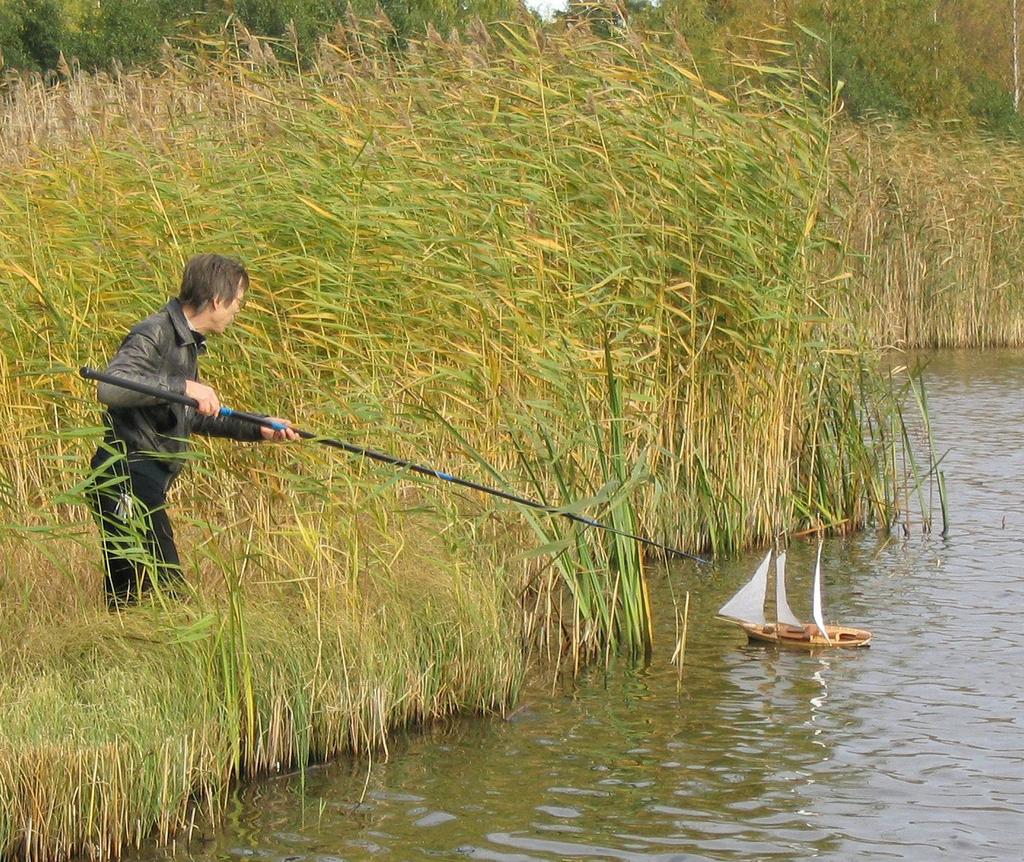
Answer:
xmin=220 ymin=405 xmax=286 ymax=431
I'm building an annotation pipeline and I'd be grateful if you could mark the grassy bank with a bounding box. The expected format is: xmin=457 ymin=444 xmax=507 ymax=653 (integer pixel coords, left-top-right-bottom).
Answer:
xmin=1 ymin=20 xmax=918 ymax=860
xmin=0 ymin=495 xmax=521 ymax=861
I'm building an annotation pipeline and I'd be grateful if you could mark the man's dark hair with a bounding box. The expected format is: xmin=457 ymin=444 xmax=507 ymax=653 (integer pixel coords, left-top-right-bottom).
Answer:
xmin=178 ymin=254 xmax=249 ymax=311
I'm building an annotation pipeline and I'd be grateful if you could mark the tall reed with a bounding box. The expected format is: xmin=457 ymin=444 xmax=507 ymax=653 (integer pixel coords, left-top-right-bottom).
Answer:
xmin=0 ymin=20 xmax=922 ymax=859
xmin=827 ymin=122 xmax=1024 ymax=348
xmin=1 ymin=17 xmax=912 ymax=655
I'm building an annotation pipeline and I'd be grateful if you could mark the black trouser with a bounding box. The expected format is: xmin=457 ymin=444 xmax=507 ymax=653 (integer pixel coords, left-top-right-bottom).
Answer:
xmin=88 ymin=448 xmax=184 ymax=607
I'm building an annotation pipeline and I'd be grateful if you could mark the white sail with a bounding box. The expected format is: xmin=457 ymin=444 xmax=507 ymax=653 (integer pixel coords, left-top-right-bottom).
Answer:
xmin=718 ymin=550 xmax=771 ymax=625
xmin=774 ymin=551 xmax=803 ymax=628
xmin=811 ymin=542 xmax=832 ymax=645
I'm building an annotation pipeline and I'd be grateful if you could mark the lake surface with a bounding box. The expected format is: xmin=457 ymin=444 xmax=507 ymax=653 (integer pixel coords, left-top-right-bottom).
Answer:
xmin=144 ymin=351 xmax=1024 ymax=862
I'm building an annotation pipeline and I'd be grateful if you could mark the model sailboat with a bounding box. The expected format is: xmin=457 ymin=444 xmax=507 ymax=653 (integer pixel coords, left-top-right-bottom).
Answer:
xmin=717 ymin=544 xmax=872 ymax=647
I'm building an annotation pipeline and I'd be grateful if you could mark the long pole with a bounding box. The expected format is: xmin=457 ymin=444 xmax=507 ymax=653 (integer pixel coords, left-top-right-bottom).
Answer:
xmin=80 ymin=367 xmax=710 ymax=564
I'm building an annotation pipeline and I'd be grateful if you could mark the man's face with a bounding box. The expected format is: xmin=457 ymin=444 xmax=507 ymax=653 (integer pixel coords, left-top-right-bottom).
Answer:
xmin=209 ymin=283 xmax=245 ymax=334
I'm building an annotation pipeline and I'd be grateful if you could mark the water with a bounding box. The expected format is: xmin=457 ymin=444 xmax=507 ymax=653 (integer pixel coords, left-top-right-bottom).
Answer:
xmin=147 ymin=351 xmax=1024 ymax=862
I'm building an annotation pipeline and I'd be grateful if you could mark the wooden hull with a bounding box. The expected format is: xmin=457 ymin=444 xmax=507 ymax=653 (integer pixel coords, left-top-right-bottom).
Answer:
xmin=733 ymin=621 xmax=872 ymax=648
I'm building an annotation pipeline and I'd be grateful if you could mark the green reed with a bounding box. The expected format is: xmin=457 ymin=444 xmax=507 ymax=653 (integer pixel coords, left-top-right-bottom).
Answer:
xmin=0 ymin=19 xmax=923 ymax=656
xmin=0 ymin=19 xmax=927 ymax=860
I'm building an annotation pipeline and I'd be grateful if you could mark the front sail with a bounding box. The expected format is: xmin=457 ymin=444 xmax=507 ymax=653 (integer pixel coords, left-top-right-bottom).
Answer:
xmin=774 ymin=551 xmax=803 ymax=628
xmin=718 ymin=550 xmax=771 ymax=625
xmin=811 ymin=542 xmax=832 ymax=645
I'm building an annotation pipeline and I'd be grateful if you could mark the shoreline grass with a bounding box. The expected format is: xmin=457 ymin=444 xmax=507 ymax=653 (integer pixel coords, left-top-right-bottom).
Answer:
xmin=1 ymin=497 xmax=522 ymax=862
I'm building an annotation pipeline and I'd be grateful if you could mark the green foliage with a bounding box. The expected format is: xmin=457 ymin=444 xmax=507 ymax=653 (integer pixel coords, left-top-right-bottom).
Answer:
xmin=0 ymin=0 xmax=531 ymax=70
xmin=559 ymin=0 xmax=629 ymax=37
xmin=711 ymin=0 xmax=1022 ymax=130
xmin=234 ymin=0 xmax=347 ymax=48
xmin=830 ymin=33 xmax=911 ymax=119
xmin=643 ymin=0 xmax=720 ymax=82
xmin=0 ymin=0 xmax=67 ymax=71
xmin=967 ymin=73 xmax=1024 ymax=137
xmin=645 ymin=0 xmax=714 ymax=37
xmin=380 ymin=0 xmax=463 ymax=39
xmin=627 ymin=0 xmax=717 ymax=56
xmin=377 ymin=0 xmax=525 ymax=42
xmin=72 ymin=0 xmax=184 ymax=69
xmin=0 ymin=4 xmax=27 ymax=69
xmin=828 ymin=0 xmax=968 ymax=120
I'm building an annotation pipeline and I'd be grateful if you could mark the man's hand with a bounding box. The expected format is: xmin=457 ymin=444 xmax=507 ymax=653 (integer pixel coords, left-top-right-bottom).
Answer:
xmin=261 ymin=418 xmax=301 ymax=442
xmin=185 ymin=380 xmax=221 ymax=416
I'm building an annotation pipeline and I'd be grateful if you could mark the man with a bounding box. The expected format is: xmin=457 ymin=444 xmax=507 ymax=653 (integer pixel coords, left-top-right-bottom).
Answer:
xmin=88 ymin=253 xmax=299 ymax=607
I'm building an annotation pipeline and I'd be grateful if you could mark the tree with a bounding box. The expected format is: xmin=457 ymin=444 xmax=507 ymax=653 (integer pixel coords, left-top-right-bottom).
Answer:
xmin=0 ymin=0 xmax=67 ymax=71
xmin=807 ymin=0 xmax=965 ymax=119
xmin=235 ymin=0 xmax=349 ymax=50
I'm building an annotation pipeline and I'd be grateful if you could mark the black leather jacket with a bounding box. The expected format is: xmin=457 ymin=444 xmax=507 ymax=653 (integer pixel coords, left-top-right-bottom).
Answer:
xmin=96 ymin=298 xmax=261 ymax=476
